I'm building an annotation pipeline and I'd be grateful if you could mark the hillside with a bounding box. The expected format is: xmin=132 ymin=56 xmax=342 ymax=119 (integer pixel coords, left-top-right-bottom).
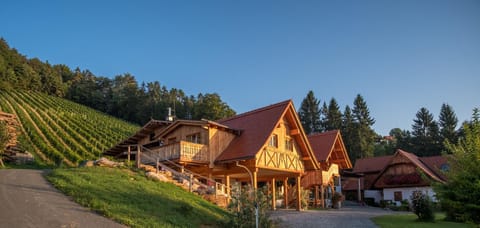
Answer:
xmin=0 ymin=90 xmax=139 ymax=166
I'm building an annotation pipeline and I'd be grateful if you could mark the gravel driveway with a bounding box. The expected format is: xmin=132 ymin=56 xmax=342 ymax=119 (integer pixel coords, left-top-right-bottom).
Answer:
xmin=0 ymin=169 xmax=125 ymax=228
xmin=270 ymin=205 xmax=401 ymax=228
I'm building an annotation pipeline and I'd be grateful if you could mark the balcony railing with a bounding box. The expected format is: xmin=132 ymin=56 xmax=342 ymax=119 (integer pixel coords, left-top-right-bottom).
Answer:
xmin=142 ymin=141 xmax=209 ymax=163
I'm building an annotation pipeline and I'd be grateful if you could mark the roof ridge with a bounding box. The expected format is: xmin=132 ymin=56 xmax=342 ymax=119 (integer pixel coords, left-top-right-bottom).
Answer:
xmin=308 ymin=130 xmax=339 ymax=137
xmin=218 ymin=99 xmax=292 ymax=122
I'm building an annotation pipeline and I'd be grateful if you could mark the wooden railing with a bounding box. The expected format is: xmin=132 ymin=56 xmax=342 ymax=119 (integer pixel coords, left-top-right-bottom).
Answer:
xmin=140 ymin=146 xmax=228 ymax=196
xmin=143 ymin=141 xmax=209 ymax=163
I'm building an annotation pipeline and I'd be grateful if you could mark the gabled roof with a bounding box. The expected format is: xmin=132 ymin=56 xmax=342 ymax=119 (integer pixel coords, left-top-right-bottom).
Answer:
xmin=308 ymin=130 xmax=353 ymax=169
xmin=353 ymin=155 xmax=393 ymax=173
xmin=371 ymin=149 xmax=447 ymax=187
xmin=153 ymin=119 xmax=239 ymax=140
xmin=215 ymin=100 xmax=319 ymax=170
xmin=103 ymin=119 xmax=170 ymax=156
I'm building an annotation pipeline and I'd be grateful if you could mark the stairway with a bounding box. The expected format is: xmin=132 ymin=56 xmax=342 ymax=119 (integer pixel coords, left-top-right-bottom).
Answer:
xmin=138 ymin=147 xmax=229 ymax=208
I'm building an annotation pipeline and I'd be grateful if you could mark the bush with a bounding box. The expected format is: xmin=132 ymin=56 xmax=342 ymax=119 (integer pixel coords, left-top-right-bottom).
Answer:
xmin=410 ymin=191 xmax=435 ymax=222
xmin=227 ymin=185 xmax=274 ymax=228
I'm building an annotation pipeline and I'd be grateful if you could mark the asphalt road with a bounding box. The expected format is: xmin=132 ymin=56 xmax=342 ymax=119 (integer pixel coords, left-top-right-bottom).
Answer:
xmin=0 ymin=169 xmax=125 ymax=228
xmin=270 ymin=205 xmax=402 ymax=228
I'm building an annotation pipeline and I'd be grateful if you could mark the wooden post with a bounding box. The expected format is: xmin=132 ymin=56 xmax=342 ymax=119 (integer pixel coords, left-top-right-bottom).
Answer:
xmin=284 ymin=178 xmax=288 ymax=209
xmin=272 ymin=178 xmax=277 ymax=210
xmin=296 ymin=175 xmax=301 ymax=211
xmin=189 ymin=174 xmax=193 ymax=192
xmin=156 ymin=158 xmax=159 ymax=173
xmin=136 ymin=146 xmax=141 ymax=168
xmin=127 ymin=145 xmax=131 ymax=164
xmin=321 ymin=185 xmax=325 ymax=208
xmin=226 ymin=175 xmax=231 ymax=205
xmin=253 ymin=170 xmax=257 ymax=189
xmin=314 ymin=185 xmax=319 ymax=208
xmin=357 ymin=177 xmax=361 ymax=202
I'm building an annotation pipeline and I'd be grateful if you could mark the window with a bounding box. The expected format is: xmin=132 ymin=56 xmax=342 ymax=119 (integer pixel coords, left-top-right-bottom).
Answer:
xmin=285 ymin=138 xmax=293 ymax=151
xmin=269 ymin=134 xmax=278 ymax=148
xmin=394 ymin=191 xmax=403 ymax=201
xmin=186 ymin=133 xmax=202 ymax=144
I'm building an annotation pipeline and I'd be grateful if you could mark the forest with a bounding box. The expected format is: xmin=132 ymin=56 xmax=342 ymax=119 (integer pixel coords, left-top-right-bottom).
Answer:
xmin=0 ymin=38 xmax=235 ymax=125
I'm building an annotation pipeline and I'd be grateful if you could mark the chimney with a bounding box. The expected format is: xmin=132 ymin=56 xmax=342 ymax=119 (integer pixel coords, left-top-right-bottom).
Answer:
xmin=166 ymin=107 xmax=174 ymax=122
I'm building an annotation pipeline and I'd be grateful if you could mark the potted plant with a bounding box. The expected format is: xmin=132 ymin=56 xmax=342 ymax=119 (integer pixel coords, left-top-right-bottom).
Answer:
xmin=332 ymin=192 xmax=343 ymax=209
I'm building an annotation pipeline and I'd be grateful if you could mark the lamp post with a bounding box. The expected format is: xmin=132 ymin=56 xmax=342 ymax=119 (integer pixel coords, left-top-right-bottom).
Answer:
xmin=236 ymin=161 xmax=258 ymax=228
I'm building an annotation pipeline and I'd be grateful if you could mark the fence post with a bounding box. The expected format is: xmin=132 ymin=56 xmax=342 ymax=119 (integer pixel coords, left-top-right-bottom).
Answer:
xmin=189 ymin=174 xmax=193 ymax=192
xmin=156 ymin=158 xmax=159 ymax=173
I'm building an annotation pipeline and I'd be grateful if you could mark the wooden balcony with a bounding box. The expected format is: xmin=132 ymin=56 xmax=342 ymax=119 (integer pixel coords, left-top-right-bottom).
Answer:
xmin=143 ymin=141 xmax=209 ymax=163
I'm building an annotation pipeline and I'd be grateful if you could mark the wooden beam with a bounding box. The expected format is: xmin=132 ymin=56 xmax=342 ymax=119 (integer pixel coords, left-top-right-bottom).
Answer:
xmin=226 ymin=175 xmax=231 ymax=205
xmin=314 ymin=185 xmax=319 ymax=208
xmin=290 ymin=129 xmax=300 ymax=135
xmin=127 ymin=145 xmax=131 ymax=164
xmin=284 ymin=178 xmax=288 ymax=209
xmin=271 ymin=178 xmax=276 ymax=210
xmin=136 ymin=146 xmax=141 ymax=168
xmin=296 ymin=175 xmax=301 ymax=211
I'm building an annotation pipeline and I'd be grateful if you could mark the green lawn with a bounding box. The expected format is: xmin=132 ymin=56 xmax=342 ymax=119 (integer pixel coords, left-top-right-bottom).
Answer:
xmin=46 ymin=166 xmax=231 ymax=227
xmin=372 ymin=213 xmax=476 ymax=228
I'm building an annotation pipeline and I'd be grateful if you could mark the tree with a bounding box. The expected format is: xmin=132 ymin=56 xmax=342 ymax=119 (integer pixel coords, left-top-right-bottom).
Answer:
xmin=342 ymin=105 xmax=356 ymax=161
xmin=324 ymin=98 xmax=343 ymax=131
xmin=439 ymin=103 xmax=458 ymax=147
xmin=193 ymin=93 xmax=236 ymax=120
xmin=298 ymin=91 xmax=322 ymax=134
xmin=352 ymin=94 xmax=376 ymax=159
xmin=411 ymin=107 xmax=441 ymax=156
xmin=434 ymin=109 xmax=480 ymax=224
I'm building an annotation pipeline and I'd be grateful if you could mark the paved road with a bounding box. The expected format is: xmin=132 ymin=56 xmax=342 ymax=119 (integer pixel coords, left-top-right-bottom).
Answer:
xmin=0 ymin=169 xmax=125 ymax=228
xmin=271 ymin=205 xmax=401 ymax=228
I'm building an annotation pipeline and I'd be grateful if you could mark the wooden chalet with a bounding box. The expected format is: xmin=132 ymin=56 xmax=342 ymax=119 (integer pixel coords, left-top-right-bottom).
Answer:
xmin=302 ymin=130 xmax=353 ymax=207
xmin=105 ymin=100 xmax=322 ymax=210
xmin=343 ymin=149 xmax=447 ymax=205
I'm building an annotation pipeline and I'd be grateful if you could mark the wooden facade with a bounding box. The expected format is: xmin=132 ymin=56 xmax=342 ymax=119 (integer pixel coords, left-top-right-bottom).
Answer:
xmin=106 ymin=100 xmax=355 ymax=210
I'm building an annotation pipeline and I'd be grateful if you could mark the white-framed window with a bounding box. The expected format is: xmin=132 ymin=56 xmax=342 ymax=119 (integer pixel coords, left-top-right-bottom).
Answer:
xmin=269 ymin=134 xmax=278 ymax=148
xmin=186 ymin=133 xmax=202 ymax=144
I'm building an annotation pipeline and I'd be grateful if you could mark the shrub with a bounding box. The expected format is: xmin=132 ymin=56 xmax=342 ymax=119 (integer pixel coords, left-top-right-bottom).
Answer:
xmin=227 ymin=185 xmax=274 ymax=228
xmin=410 ymin=191 xmax=434 ymax=222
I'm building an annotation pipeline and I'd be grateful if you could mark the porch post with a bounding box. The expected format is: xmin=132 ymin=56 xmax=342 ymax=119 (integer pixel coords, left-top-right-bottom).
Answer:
xmin=253 ymin=170 xmax=257 ymax=189
xmin=296 ymin=175 xmax=301 ymax=211
xmin=127 ymin=145 xmax=131 ymax=164
xmin=226 ymin=175 xmax=231 ymax=205
xmin=314 ymin=185 xmax=319 ymax=208
xmin=271 ymin=178 xmax=276 ymax=210
xmin=357 ymin=177 xmax=361 ymax=202
xmin=283 ymin=178 xmax=288 ymax=209
xmin=321 ymin=185 xmax=325 ymax=208
xmin=136 ymin=145 xmax=141 ymax=168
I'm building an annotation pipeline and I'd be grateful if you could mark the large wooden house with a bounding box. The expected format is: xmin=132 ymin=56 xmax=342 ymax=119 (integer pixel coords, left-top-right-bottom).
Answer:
xmin=105 ymin=100 xmax=352 ymax=210
xmin=343 ymin=149 xmax=447 ymax=205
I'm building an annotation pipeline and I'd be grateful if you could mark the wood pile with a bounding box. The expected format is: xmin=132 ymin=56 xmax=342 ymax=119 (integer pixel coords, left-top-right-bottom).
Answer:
xmin=0 ymin=111 xmax=34 ymax=164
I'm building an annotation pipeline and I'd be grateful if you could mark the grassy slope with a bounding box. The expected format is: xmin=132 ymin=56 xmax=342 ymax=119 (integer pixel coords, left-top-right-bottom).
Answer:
xmin=0 ymin=90 xmax=139 ymax=166
xmin=47 ymin=167 xmax=230 ymax=227
xmin=372 ymin=213 xmax=476 ymax=228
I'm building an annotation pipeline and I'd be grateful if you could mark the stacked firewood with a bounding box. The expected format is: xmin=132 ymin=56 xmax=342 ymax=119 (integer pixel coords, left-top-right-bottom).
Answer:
xmin=0 ymin=111 xmax=34 ymax=164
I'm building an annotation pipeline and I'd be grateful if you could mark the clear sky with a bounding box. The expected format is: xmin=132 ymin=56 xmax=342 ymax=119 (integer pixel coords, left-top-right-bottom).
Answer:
xmin=2 ymin=0 xmax=479 ymax=135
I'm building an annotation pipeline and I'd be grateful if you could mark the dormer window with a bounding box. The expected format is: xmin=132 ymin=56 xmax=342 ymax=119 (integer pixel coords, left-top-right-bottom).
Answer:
xmin=269 ymin=134 xmax=278 ymax=148
xmin=186 ymin=133 xmax=202 ymax=144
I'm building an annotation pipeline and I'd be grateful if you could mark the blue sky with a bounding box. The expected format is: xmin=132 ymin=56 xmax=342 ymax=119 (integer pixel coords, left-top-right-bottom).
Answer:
xmin=2 ymin=0 xmax=479 ymax=135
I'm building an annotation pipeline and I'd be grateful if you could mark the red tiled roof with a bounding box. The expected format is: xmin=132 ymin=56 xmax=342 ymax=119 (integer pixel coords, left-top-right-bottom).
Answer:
xmin=420 ymin=155 xmax=448 ymax=182
xmin=308 ymin=130 xmax=338 ymax=161
xmin=353 ymin=155 xmax=393 ymax=173
xmin=215 ymin=100 xmax=292 ymax=162
xmin=395 ymin=149 xmax=444 ymax=183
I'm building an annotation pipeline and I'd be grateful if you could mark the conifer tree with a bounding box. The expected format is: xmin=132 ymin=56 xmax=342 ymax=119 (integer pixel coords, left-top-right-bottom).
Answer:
xmin=439 ymin=103 xmax=458 ymax=146
xmin=324 ymin=98 xmax=343 ymax=131
xmin=342 ymin=105 xmax=356 ymax=162
xmin=352 ymin=94 xmax=376 ymax=159
xmin=298 ymin=91 xmax=322 ymax=134
xmin=411 ymin=107 xmax=441 ymax=156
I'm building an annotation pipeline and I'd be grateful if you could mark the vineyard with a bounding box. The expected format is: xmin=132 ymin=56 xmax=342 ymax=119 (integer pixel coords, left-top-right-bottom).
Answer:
xmin=0 ymin=90 xmax=139 ymax=166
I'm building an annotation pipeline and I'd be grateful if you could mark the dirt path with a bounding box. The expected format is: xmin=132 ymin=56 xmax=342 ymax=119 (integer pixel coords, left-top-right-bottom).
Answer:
xmin=271 ymin=205 xmax=403 ymax=228
xmin=0 ymin=169 xmax=125 ymax=228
